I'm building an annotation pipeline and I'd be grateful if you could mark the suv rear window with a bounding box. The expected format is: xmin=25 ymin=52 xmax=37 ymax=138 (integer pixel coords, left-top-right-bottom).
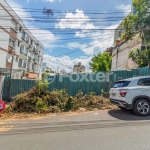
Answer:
xmin=138 ymin=78 xmax=150 ymax=86
xmin=114 ymin=81 xmax=131 ymax=88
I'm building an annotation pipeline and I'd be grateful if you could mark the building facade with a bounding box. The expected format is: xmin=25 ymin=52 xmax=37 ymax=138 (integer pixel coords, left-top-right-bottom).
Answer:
xmin=0 ymin=0 xmax=44 ymax=79
xmin=111 ymin=33 xmax=145 ymax=71
xmin=111 ymin=2 xmax=145 ymax=71
xmin=73 ymin=62 xmax=85 ymax=73
xmin=60 ymin=70 xmax=66 ymax=75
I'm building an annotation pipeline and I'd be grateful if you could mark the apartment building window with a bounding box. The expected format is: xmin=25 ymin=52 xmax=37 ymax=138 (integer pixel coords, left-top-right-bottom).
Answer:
xmin=25 ymin=48 xmax=28 ymax=55
xmin=32 ymin=64 xmax=34 ymax=70
xmin=22 ymin=32 xmax=25 ymax=40
xmin=19 ymin=27 xmax=22 ymax=32
xmin=23 ymin=61 xmax=26 ymax=68
xmin=9 ymin=38 xmax=15 ymax=48
xmin=26 ymin=35 xmax=29 ymax=43
xmin=18 ymin=59 xmax=22 ymax=67
xmin=18 ymin=41 xmax=20 ymax=47
xmin=20 ymin=45 xmax=24 ymax=53
xmin=16 ymin=56 xmax=18 ymax=62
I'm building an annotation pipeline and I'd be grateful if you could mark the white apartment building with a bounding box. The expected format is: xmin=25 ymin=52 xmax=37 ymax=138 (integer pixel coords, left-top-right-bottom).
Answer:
xmin=0 ymin=0 xmax=44 ymax=79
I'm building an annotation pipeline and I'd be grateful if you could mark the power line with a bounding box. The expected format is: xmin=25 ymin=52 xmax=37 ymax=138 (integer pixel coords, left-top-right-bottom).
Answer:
xmin=0 ymin=8 xmax=131 ymax=14
xmin=0 ymin=18 xmax=126 ymax=23
xmin=0 ymin=26 xmax=127 ymax=30
xmin=0 ymin=15 xmax=127 ymax=19
xmin=0 ymin=33 xmax=114 ymax=41
xmin=55 ymin=35 xmax=113 ymax=57
xmin=1 ymin=6 xmax=131 ymax=11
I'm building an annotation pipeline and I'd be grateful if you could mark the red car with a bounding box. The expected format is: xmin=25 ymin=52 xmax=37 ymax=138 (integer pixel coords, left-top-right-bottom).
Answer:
xmin=0 ymin=100 xmax=6 ymax=113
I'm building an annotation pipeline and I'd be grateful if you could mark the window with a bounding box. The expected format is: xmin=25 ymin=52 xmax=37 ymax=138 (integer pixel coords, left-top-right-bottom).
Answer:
xmin=19 ymin=27 xmax=22 ymax=32
xmin=138 ymin=78 xmax=150 ymax=86
xmin=18 ymin=41 xmax=20 ymax=47
xmin=20 ymin=45 xmax=24 ymax=53
xmin=32 ymin=64 xmax=34 ymax=70
xmin=26 ymin=35 xmax=29 ymax=43
xmin=23 ymin=61 xmax=26 ymax=68
xmin=114 ymin=81 xmax=131 ymax=88
xmin=16 ymin=56 xmax=18 ymax=62
xmin=18 ymin=59 xmax=22 ymax=67
xmin=9 ymin=38 xmax=15 ymax=47
xmin=24 ymin=48 xmax=28 ymax=55
xmin=22 ymin=32 xmax=25 ymax=40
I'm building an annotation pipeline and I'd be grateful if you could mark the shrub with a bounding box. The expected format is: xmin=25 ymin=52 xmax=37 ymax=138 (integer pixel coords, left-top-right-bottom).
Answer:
xmin=36 ymin=99 xmax=47 ymax=113
xmin=6 ymin=88 xmax=114 ymax=114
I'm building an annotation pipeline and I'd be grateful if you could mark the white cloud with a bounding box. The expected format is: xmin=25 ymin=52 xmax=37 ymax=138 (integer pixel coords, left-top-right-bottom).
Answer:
xmin=43 ymin=0 xmax=55 ymax=2
xmin=43 ymin=54 xmax=92 ymax=73
xmin=117 ymin=4 xmax=131 ymax=11
xmin=116 ymin=4 xmax=131 ymax=15
xmin=55 ymin=9 xmax=95 ymax=30
xmin=66 ymin=42 xmax=99 ymax=55
xmin=28 ymin=26 xmax=57 ymax=48
xmin=55 ymin=9 xmax=116 ymax=54
xmin=42 ymin=0 xmax=61 ymax=2
xmin=66 ymin=22 xmax=120 ymax=55
xmin=7 ymin=0 xmax=34 ymax=22
xmin=26 ymin=0 xmax=30 ymax=3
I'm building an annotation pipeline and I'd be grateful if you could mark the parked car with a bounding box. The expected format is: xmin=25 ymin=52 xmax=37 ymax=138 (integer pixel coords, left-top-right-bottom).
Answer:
xmin=109 ymin=76 xmax=150 ymax=116
xmin=0 ymin=100 xmax=6 ymax=113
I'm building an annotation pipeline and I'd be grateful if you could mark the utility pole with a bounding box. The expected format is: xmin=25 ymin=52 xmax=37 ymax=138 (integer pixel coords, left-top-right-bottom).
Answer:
xmin=8 ymin=55 xmax=14 ymax=101
xmin=10 ymin=55 xmax=14 ymax=79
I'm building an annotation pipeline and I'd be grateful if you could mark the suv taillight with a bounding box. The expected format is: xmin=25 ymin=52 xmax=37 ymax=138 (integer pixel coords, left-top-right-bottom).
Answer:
xmin=120 ymin=91 xmax=127 ymax=97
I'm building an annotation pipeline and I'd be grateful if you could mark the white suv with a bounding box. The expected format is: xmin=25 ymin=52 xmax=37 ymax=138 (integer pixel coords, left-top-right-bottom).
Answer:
xmin=110 ymin=76 xmax=150 ymax=116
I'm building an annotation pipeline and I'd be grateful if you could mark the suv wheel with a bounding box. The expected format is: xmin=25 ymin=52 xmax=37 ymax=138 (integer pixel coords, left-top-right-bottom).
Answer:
xmin=134 ymin=99 xmax=150 ymax=116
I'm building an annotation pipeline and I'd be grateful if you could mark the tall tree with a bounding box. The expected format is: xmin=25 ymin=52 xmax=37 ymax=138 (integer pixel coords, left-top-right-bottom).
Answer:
xmin=89 ymin=52 xmax=112 ymax=72
xmin=129 ymin=48 xmax=150 ymax=67
xmin=122 ymin=0 xmax=150 ymax=42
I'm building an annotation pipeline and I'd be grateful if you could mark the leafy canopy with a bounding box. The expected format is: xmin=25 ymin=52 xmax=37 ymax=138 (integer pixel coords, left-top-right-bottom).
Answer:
xmin=89 ymin=52 xmax=112 ymax=72
xmin=122 ymin=0 xmax=150 ymax=42
xmin=35 ymin=71 xmax=50 ymax=95
xmin=129 ymin=48 xmax=150 ymax=67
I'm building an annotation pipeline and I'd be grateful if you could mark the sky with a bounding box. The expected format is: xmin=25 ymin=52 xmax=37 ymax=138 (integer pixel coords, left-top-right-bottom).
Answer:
xmin=6 ymin=0 xmax=132 ymax=72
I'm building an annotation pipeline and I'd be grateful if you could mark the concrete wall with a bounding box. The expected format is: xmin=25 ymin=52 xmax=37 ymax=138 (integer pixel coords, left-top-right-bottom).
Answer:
xmin=0 ymin=29 xmax=9 ymax=50
xmin=0 ymin=7 xmax=11 ymax=32
xmin=0 ymin=51 xmax=7 ymax=68
xmin=111 ymin=33 xmax=142 ymax=71
xmin=12 ymin=55 xmax=18 ymax=69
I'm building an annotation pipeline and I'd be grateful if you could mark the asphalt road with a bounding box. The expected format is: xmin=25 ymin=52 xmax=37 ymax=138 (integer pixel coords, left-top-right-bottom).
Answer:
xmin=1 ymin=109 xmax=150 ymax=150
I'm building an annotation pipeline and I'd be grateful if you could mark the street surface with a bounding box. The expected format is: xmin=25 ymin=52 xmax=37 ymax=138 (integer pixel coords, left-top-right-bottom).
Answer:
xmin=1 ymin=109 xmax=150 ymax=150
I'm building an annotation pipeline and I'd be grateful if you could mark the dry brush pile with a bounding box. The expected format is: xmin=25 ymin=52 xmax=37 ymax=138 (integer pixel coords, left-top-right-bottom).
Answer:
xmin=5 ymin=79 xmax=114 ymax=114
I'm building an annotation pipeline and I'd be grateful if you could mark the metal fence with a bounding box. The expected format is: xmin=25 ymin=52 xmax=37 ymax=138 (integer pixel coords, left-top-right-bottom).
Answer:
xmin=2 ymin=67 xmax=150 ymax=101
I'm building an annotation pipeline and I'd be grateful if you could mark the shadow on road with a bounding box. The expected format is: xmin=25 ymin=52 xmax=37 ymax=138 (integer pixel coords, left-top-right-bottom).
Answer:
xmin=108 ymin=109 xmax=150 ymax=121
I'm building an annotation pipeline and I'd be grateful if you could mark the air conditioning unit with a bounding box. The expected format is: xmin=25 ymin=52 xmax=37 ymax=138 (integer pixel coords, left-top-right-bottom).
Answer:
xmin=7 ymin=55 xmax=12 ymax=63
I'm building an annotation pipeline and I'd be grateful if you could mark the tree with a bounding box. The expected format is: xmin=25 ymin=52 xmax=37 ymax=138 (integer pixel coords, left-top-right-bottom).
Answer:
xmin=122 ymin=0 xmax=150 ymax=42
xmin=129 ymin=48 xmax=150 ymax=68
xmin=36 ymin=72 xmax=49 ymax=95
xmin=89 ymin=52 xmax=112 ymax=72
